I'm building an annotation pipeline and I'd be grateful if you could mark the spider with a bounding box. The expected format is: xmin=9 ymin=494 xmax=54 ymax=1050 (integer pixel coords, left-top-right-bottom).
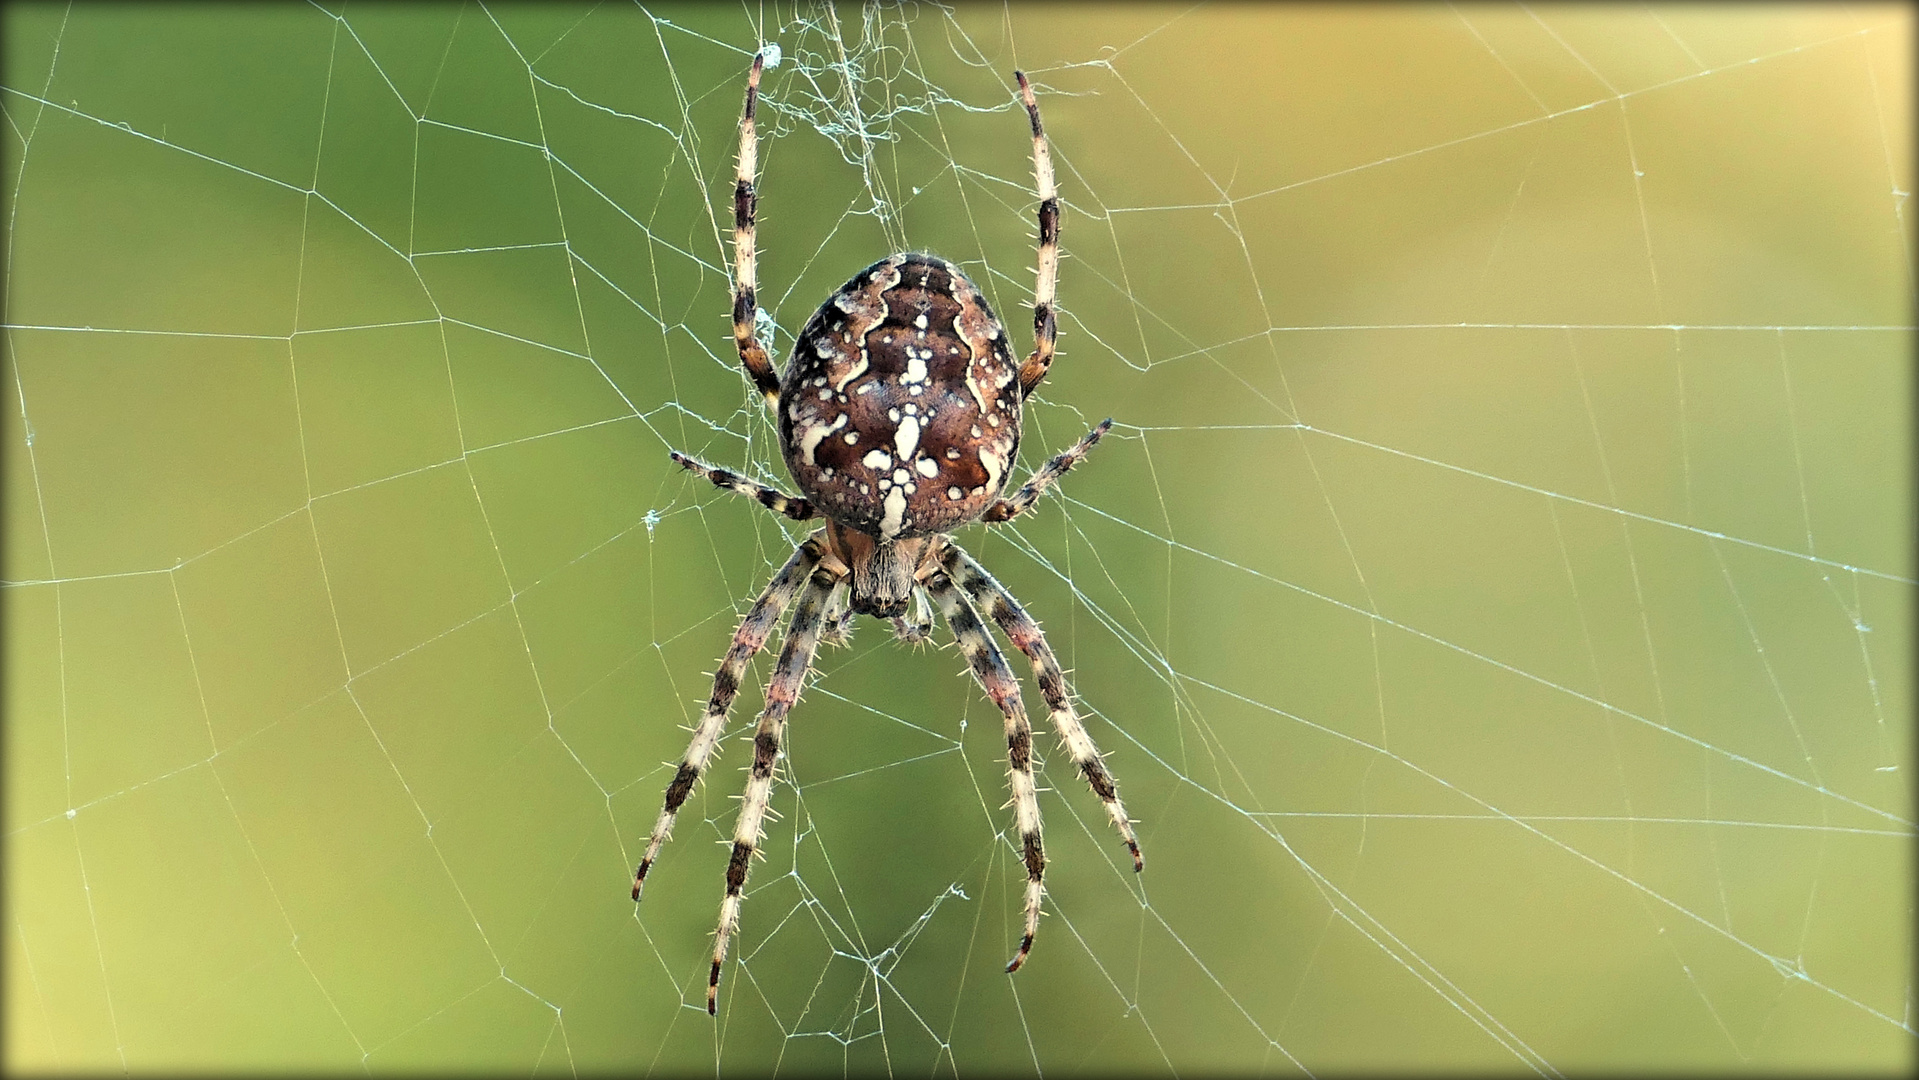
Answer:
xmin=632 ymin=53 xmax=1141 ymax=1016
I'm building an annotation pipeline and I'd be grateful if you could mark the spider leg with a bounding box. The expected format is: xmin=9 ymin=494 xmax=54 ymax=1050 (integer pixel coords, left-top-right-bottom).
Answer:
xmin=927 ymin=569 xmax=1046 ymax=974
xmin=945 ymin=545 xmax=1142 ymax=872
xmin=983 ymin=419 xmax=1110 ymax=524
xmin=632 ymin=535 xmax=824 ymax=901
xmin=731 ymin=52 xmax=781 ymax=406
xmin=670 ymin=450 xmax=815 ymax=521
xmin=709 ymin=568 xmax=843 ymax=1014
xmin=1014 ymin=71 xmax=1059 ymax=401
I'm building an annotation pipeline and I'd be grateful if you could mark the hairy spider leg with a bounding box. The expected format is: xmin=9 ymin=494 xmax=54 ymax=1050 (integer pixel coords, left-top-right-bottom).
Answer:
xmin=928 ymin=569 xmax=1047 ymax=973
xmin=1014 ymin=71 xmax=1060 ymax=400
xmin=632 ymin=536 xmax=824 ymax=901
xmin=983 ymin=418 xmax=1112 ymax=523
xmin=670 ymin=451 xmax=816 ymax=521
xmin=709 ymin=569 xmax=844 ymax=1014
xmin=731 ymin=52 xmax=781 ymax=405
xmin=946 ymin=546 xmax=1142 ymax=872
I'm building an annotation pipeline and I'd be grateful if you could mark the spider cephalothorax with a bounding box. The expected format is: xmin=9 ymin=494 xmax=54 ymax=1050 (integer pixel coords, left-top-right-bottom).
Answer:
xmin=634 ymin=54 xmax=1139 ymax=1016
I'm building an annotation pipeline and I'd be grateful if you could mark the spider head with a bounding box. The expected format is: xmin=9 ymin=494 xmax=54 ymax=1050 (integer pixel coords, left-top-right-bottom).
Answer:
xmin=828 ymin=522 xmax=939 ymax=619
xmin=850 ymin=592 xmax=908 ymax=619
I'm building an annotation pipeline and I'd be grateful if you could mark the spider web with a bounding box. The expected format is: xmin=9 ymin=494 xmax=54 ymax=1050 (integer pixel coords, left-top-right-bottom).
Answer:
xmin=3 ymin=2 xmax=1912 ymax=1073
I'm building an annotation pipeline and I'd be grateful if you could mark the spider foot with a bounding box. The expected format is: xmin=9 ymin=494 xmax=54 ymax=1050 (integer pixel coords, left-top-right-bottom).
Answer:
xmin=890 ymin=615 xmax=931 ymax=644
xmin=631 ymin=860 xmax=652 ymax=901
xmin=1005 ymin=933 xmax=1035 ymax=974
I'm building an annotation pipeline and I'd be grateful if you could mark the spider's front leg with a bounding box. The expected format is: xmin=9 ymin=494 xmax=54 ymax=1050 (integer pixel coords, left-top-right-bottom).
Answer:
xmin=632 ymin=537 xmax=823 ymax=899
xmin=708 ymin=568 xmax=844 ymax=1015
xmin=945 ymin=545 xmax=1141 ymax=872
xmin=927 ymin=569 xmax=1047 ymax=972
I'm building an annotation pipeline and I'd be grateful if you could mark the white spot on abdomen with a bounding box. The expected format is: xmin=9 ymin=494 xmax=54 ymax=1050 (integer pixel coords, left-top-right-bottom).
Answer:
xmin=979 ymin=445 xmax=1005 ymax=494
xmin=881 ymin=487 xmax=908 ymax=538
xmin=833 ymin=354 xmax=868 ymax=391
xmin=964 ymin=368 xmax=988 ymax=412
xmin=798 ymin=414 xmax=848 ymax=465
xmin=862 ymin=449 xmax=892 ymax=471
xmin=894 ymin=415 xmax=920 ymax=461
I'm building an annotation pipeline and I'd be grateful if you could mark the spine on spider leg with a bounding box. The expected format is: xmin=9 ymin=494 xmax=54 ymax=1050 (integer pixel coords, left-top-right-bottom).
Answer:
xmin=946 ymin=546 xmax=1143 ymax=873
xmin=708 ymin=572 xmax=839 ymax=1015
xmin=632 ymin=538 xmax=823 ymax=901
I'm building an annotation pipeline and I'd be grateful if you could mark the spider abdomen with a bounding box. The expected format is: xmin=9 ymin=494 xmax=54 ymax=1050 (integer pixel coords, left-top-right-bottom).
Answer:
xmin=779 ymin=252 xmax=1023 ymax=539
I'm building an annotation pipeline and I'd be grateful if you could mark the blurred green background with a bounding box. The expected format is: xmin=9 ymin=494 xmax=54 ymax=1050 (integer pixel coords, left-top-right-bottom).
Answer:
xmin=4 ymin=3 xmax=1912 ymax=1074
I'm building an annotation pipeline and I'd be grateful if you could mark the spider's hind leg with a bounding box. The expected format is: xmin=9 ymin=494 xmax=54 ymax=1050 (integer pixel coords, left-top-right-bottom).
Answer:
xmin=1013 ymin=70 xmax=1060 ymax=400
xmin=730 ymin=52 xmax=781 ymax=406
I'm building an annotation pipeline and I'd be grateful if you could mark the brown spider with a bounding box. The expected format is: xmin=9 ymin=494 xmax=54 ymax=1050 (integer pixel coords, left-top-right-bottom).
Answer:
xmin=632 ymin=54 xmax=1141 ymax=1015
